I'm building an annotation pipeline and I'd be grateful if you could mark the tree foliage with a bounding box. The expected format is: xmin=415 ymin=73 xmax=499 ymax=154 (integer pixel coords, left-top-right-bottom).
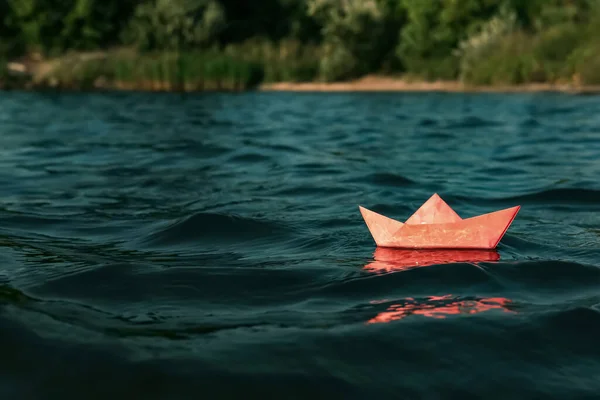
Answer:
xmin=397 ymin=0 xmax=504 ymax=79
xmin=1 ymin=0 xmax=600 ymax=84
xmin=122 ymin=0 xmax=226 ymax=51
xmin=307 ymin=0 xmax=401 ymax=80
xmin=4 ymin=0 xmax=135 ymax=55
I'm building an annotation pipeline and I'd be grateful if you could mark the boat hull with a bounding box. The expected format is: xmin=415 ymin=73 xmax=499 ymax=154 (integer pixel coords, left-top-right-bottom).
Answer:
xmin=359 ymin=204 xmax=520 ymax=250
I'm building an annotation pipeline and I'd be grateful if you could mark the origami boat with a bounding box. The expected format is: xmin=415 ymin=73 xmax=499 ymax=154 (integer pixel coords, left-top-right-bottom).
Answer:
xmin=359 ymin=193 xmax=520 ymax=249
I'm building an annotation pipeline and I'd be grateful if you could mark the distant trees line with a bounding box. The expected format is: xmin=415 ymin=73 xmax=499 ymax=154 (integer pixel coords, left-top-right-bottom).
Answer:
xmin=2 ymin=0 xmax=600 ymax=85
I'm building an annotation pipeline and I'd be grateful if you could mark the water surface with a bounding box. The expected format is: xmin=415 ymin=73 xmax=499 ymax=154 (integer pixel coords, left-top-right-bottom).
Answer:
xmin=1 ymin=91 xmax=600 ymax=399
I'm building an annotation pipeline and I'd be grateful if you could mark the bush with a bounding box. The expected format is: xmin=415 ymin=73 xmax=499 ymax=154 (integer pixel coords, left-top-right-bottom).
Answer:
xmin=457 ymin=7 xmax=600 ymax=86
xmin=222 ymin=38 xmax=320 ymax=82
xmin=456 ymin=6 xmax=518 ymax=83
xmin=566 ymin=45 xmax=600 ymax=85
xmin=530 ymin=23 xmax=582 ymax=82
xmin=460 ymin=33 xmax=539 ymax=85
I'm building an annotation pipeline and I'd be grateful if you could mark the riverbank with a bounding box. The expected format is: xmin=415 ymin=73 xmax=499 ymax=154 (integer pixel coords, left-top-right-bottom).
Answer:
xmin=260 ymin=75 xmax=600 ymax=94
xmin=0 ymin=50 xmax=265 ymax=92
xmin=3 ymin=52 xmax=600 ymax=94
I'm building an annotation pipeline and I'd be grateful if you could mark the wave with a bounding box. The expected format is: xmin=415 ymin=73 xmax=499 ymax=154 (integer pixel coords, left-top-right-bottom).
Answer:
xmin=273 ymin=186 xmax=351 ymax=197
xmin=227 ymin=152 xmax=272 ymax=163
xmin=507 ymin=188 xmax=600 ymax=204
xmin=452 ymin=188 xmax=600 ymax=206
xmin=417 ymin=117 xmax=438 ymax=127
xmin=443 ymin=116 xmax=501 ymax=129
xmin=352 ymin=172 xmax=417 ymax=188
xmin=310 ymin=259 xmax=600 ymax=302
xmin=540 ymin=306 xmax=600 ymax=335
xmin=140 ymin=212 xmax=292 ymax=248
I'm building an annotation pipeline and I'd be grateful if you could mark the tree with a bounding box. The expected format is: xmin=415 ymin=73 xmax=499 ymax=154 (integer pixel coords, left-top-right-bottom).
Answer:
xmin=397 ymin=0 xmax=502 ymax=79
xmin=122 ymin=0 xmax=226 ymax=51
xmin=4 ymin=0 xmax=137 ymax=56
xmin=307 ymin=0 xmax=402 ymax=81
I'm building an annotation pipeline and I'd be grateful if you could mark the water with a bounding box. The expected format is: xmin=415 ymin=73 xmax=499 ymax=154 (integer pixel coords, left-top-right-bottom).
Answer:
xmin=1 ymin=91 xmax=599 ymax=399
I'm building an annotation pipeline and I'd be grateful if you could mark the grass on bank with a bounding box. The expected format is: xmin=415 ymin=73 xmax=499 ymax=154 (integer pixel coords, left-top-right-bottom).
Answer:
xmin=33 ymin=39 xmax=321 ymax=91
xmin=222 ymin=39 xmax=321 ymax=83
xmin=47 ymin=50 xmax=264 ymax=91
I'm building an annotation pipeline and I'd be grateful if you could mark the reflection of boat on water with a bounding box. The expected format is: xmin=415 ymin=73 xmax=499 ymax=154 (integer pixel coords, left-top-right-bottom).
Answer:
xmin=362 ymin=248 xmax=512 ymax=323
xmin=359 ymin=193 xmax=520 ymax=249
xmin=367 ymin=295 xmax=513 ymax=324
xmin=363 ymin=247 xmax=500 ymax=273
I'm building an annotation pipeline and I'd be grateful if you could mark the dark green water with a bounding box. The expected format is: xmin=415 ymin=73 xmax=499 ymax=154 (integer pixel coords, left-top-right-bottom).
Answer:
xmin=1 ymin=91 xmax=600 ymax=399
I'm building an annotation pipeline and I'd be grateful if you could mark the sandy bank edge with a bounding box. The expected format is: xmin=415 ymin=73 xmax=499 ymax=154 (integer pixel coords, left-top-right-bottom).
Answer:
xmin=259 ymin=76 xmax=600 ymax=94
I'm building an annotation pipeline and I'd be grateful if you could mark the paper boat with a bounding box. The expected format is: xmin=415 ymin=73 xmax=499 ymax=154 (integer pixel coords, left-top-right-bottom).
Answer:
xmin=359 ymin=193 xmax=520 ymax=249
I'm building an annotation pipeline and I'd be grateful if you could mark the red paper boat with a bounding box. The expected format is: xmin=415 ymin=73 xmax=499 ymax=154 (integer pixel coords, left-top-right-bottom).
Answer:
xmin=359 ymin=193 xmax=520 ymax=249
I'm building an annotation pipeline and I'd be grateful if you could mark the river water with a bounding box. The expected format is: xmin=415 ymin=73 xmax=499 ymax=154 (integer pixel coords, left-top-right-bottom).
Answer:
xmin=0 ymin=91 xmax=599 ymax=399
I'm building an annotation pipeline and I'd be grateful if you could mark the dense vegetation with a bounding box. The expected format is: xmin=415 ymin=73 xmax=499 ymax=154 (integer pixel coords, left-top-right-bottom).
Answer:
xmin=2 ymin=0 xmax=600 ymax=90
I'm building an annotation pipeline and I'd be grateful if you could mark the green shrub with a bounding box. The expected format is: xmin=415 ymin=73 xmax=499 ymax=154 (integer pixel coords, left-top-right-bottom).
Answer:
xmin=566 ymin=44 xmax=600 ymax=85
xmin=530 ymin=23 xmax=582 ymax=82
xmin=223 ymin=38 xmax=320 ymax=82
xmin=459 ymin=32 xmax=545 ymax=85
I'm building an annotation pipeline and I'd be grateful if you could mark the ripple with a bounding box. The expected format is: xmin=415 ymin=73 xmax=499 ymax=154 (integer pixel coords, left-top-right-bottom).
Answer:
xmin=450 ymin=188 xmax=600 ymax=207
xmin=418 ymin=118 xmax=438 ymax=127
xmin=443 ymin=116 xmax=500 ymax=129
xmin=421 ymin=131 xmax=455 ymax=140
xmin=505 ymin=188 xmax=600 ymax=205
xmin=228 ymin=152 xmax=272 ymax=163
xmin=273 ymin=186 xmax=351 ymax=198
xmin=355 ymin=172 xmax=417 ymax=187
xmin=520 ymin=117 xmax=542 ymax=127
xmin=494 ymin=153 xmax=534 ymax=162
xmin=141 ymin=212 xmax=292 ymax=247
xmin=474 ymin=166 xmax=528 ymax=177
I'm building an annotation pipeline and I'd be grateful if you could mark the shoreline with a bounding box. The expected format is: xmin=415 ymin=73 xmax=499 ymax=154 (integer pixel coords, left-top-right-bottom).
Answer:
xmin=4 ymin=62 xmax=600 ymax=94
xmin=4 ymin=80 xmax=599 ymax=94
xmin=4 ymin=81 xmax=600 ymax=95
xmin=3 ymin=51 xmax=600 ymax=95
xmin=259 ymin=76 xmax=600 ymax=94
